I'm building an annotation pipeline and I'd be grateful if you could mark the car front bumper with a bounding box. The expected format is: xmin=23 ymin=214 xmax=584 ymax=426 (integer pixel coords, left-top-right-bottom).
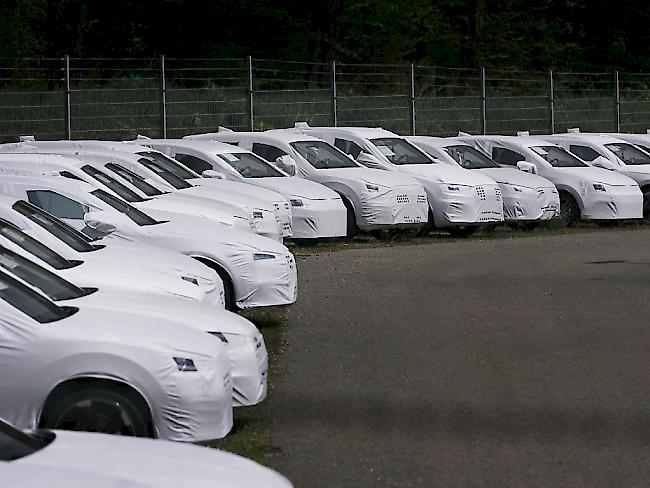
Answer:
xmin=433 ymin=183 xmax=504 ymax=226
xmin=358 ymin=184 xmax=428 ymax=230
xmin=581 ymin=185 xmax=643 ymax=220
xmin=291 ymin=198 xmax=347 ymax=239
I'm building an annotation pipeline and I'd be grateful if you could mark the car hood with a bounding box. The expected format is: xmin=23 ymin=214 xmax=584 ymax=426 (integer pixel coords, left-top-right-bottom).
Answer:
xmin=619 ymin=164 xmax=650 ymax=176
xmin=1 ymin=462 xmax=148 ymax=488
xmin=139 ymin=192 xmax=249 ymax=221
xmin=184 ymin=179 xmax=280 ymax=210
xmin=189 ymin=177 xmax=286 ymax=202
xmin=68 ymin=290 xmax=258 ymax=336
xmin=397 ymin=163 xmax=497 ymax=186
xmin=473 ymin=167 xmax=555 ymax=188
xmin=19 ymin=430 xmax=292 ymax=488
xmin=252 ymin=176 xmax=341 ymax=200
xmin=558 ymin=166 xmax=638 ymax=185
xmin=318 ymin=167 xmax=421 ymax=187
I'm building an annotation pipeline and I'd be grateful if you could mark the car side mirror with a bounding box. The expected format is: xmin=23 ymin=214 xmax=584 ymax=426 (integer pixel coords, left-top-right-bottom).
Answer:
xmin=202 ymin=169 xmax=225 ymax=179
xmin=516 ymin=160 xmax=537 ymax=174
xmin=591 ymin=156 xmax=619 ymax=170
xmin=275 ymin=155 xmax=297 ymax=176
xmin=83 ymin=211 xmax=118 ymax=236
xmin=356 ymin=151 xmax=384 ymax=169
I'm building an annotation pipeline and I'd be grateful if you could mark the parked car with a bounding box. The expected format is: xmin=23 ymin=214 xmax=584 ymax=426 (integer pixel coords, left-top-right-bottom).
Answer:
xmin=545 ymin=132 xmax=650 ymax=219
xmin=0 ymin=175 xmax=298 ymax=311
xmin=186 ymin=129 xmax=430 ymax=237
xmin=290 ymin=125 xmax=506 ymax=235
xmin=0 ymin=244 xmax=267 ymax=407
xmin=147 ymin=138 xmax=348 ymax=240
xmin=0 ymin=268 xmax=233 ymax=440
xmin=0 ymin=417 xmax=293 ymax=487
xmin=458 ymin=134 xmax=643 ymax=225
xmin=0 ymin=194 xmax=225 ymax=307
xmin=608 ymin=132 xmax=650 ymax=154
xmin=406 ymin=136 xmax=560 ymax=224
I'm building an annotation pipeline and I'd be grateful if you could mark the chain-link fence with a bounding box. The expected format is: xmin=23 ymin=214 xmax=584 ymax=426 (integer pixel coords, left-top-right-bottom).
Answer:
xmin=1 ymin=57 xmax=650 ymax=142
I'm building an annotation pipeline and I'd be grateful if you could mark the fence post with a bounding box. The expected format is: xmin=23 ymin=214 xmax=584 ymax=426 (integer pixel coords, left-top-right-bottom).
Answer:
xmin=614 ymin=70 xmax=620 ymax=132
xmin=409 ymin=64 xmax=416 ymax=135
xmin=247 ymin=56 xmax=254 ymax=131
xmin=159 ymin=55 xmax=167 ymax=138
xmin=480 ymin=66 xmax=487 ymax=135
xmin=548 ymin=70 xmax=555 ymax=134
xmin=64 ymin=54 xmax=71 ymax=140
xmin=330 ymin=61 xmax=337 ymax=127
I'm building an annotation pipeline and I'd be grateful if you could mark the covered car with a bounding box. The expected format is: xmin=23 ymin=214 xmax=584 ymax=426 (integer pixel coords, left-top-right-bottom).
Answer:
xmin=186 ymin=129 xmax=429 ymax=236
xmin=0 ymin=269 xmax=233 ymax=441
xmin=406 ymin=135 xmax=560 ymax=222
xmin=458 ymin=134 xmax=643 ymax=225
xmin=0 ymin=175 xmax=298 ymax=311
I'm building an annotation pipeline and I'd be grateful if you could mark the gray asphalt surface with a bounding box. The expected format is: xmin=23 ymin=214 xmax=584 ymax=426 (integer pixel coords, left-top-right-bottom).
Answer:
xmin=268 ymin=229 xmax=650 ymax=487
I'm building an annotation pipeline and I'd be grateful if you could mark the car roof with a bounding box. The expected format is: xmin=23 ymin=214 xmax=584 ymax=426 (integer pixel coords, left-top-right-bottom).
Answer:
xmin=140 ymin=138 xmax=242 ymax=154
xmin=546 ymin=133 xmax=626 ymax=145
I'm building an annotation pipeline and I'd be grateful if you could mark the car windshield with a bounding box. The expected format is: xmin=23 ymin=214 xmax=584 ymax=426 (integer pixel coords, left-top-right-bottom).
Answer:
xmin=90 ymin=189 xmax=159 ymax=226
xmin=0 ymin=219 xmax=79 ymax=270
xmin=0 ymin=418 xmax=50 ymax=461
xmin=137 ymin=151 xmax=197 ymax=180
xmin=81 ymin=165 xmax=145 ymax=203
xmin=370 ymin=138 xmax=433 ymax=165
xmin=530 ymin=146 xmax=587 ymax=167
xmin=604 ymin=143 xmax=650 ymax=165
xmin=217 ymin=152 xmax=284 ymax=178
xmin=0 ymin=246 xmax=91 ymax=301
xmin=290 ymin=140 xmax=358 ymax=169
xmin=443 ymin=145 xmax=499 ymax=169
xmin=136 ymin=157 xmax=192 ymax=189
xmin=12 ymin=201 xmax=99 ymax=253
xmin=105 ymin=163 xmax=164 ymax=197
xmin=0 ymin=269 xmax=78 ymax=324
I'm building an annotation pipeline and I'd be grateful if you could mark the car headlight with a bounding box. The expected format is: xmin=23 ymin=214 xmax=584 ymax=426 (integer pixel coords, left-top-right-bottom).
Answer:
xmin=289 ymin=198 xmax=304 ymax=207
xmin=252 ymin=211 xmax=264 ymax=219
xmin=253 ymin=252 xmax=276 ymax=260
xmin=593 ymin=183 xmax=607 ymax=192
xmin=173 ymin=357 xmax=197 ymax=372
xmin=181 ymin=275 xmax=199 ymax=285
xmin=513 ymin=186 xmax=522 ymax=193
xmin=365 ymin=183 xmax=379 ymax=192
xmin=208 ymin=331 xmax=229 ymax=343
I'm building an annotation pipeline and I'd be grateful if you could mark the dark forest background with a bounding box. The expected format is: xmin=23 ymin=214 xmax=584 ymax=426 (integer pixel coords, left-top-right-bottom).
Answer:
xmin=0 ymin=0 xmax=644 ymax=71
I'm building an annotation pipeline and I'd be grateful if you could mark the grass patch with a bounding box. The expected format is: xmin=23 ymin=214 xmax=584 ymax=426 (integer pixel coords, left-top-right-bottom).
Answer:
xmin=198 ymin=307 xmax=288 ymax=465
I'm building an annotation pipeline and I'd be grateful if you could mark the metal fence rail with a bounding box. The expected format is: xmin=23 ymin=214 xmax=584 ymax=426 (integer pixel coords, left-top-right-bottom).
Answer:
xmin=1 ymin=57 xmax=650 ymax=142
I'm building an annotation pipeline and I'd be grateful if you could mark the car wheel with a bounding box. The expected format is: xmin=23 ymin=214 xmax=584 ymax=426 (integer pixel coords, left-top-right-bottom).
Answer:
xmin=40 ymin=385 xmax=151 ymax=437
xmin=559 ymin=192 xmax=580 ymax=227
xmin=643 ymin=191 xmax=650 ymax=222
xmin=447 ymin=226 xmax=476 ymax=237
xmin=193 ymin=258 xmax=236 ymax=311
xmin=342 ymin=198 xmax=358 ymax=238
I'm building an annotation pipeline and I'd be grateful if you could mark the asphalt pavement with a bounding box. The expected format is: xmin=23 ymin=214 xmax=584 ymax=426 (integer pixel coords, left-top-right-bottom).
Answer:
xmin=269 ymin=229 xmax=650 ymax=487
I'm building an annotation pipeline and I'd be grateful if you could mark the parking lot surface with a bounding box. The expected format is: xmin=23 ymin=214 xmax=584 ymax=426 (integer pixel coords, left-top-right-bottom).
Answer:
xmin=269 ymin=229 xmax=650 ymax=487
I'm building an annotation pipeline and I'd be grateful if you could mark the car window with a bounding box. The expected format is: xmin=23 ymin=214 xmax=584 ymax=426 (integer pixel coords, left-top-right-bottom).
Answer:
xmin=217 ymin=152 xmax=284 ymax=178
xmin=27 ymin=190 xmax=88 ymax=220
xmin=0 ymin=246 xmax=90 ymax=301
xmin=290 ymin=140 xmax=358 ymax=169
xmin=174 ymin=153 xmax=213 ymax=174
xmin=136 ymin=151 xmax=197 ymax=180
xmin=492 ymin=147 xmax=524 ymax=166
xmin=59 ymin=171 xmax=85 ymax=181
xmin=569 ymin=144 xmax=601 ymax=162
xmin=81 ymin=165 xmax=145 ymax=203
xmin=12 ymin=201 xmax=98 ymax=253
xmin=251 ymin=143 xmax=288 ymax=162
xmin=137 ymin=157 xmax=192 ymax=189
xmin=370 ymin=138 xmax=432 ymax=165
xmin=0 ymin=269 xmax=78 ymax=324
xmin=443 ymin=145 xmax=499 ymax=169
xmin=604 ymin=143 xmax=650 ymax=165
xmin=334 ymin=138 xmax=364 ymax=158
xmin=90 ymin=189 xmax=159 ymax=226
xmin=0 ymin=218 xmax=79 ymax=270
xmin=637 ymin=144 xmax=650 ymax=154
xmin=530 ymin=146 xmax=587 ymax=167
xmin=105 ymin=163 xmax=163 ymax=197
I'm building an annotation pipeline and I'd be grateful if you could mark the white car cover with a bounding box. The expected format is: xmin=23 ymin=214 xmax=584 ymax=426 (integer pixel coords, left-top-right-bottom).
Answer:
xmin=12 ymin=429 xmax=292 ymax=487
xmin=0 ymin=195 xmax=225 ymax=307
xmin=143 ymin=138 xmax=347 ymax=239
xmin=406 ymin=136 xmax=560 ymax=221
xmin=0 ymin=176 xmax=298 ymax=310
xmin=459 ymin=135 xmax=643 ymax=221
xmin=187 ymin=130 xmax=430 ymax=232
xmin=0 ymin=271 xmax=234 ymax=442
xmin=0 ymin=463 xmax=149 ymax=488
xmin=287 ymin=125 xmax=504 ymax=228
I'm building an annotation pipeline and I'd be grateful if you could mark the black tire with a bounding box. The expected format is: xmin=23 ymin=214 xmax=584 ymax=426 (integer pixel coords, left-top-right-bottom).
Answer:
xmin=643 ymin=191 xmax=650 ymax=222
xmin=342 ymin=198 xmax=358 ymax=238
xmin=559 ymin=191 xmax=580 ymax=227
xmin=447 ymin=226 xmax=477 ymax=237
xmin=40 ymin=385 xmax=151 ymax=437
